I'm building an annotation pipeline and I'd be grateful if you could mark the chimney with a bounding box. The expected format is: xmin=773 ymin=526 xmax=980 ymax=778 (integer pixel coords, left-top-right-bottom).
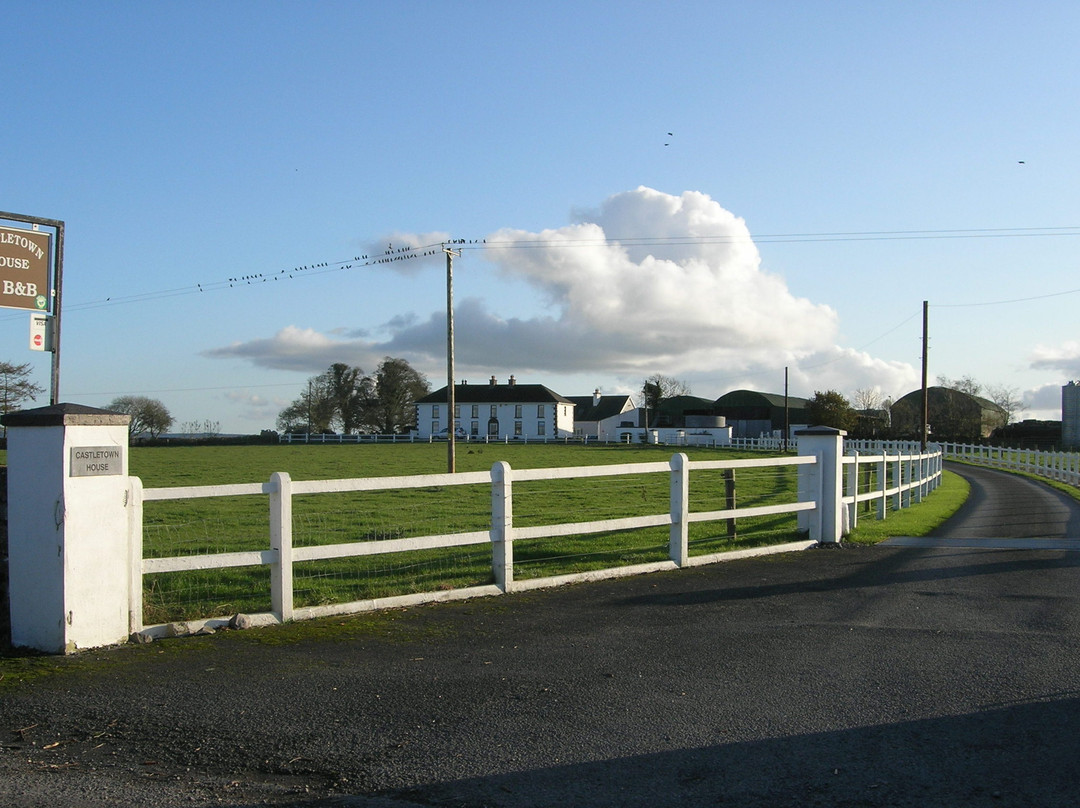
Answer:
xmin=489 ymin=375 xmax=497 ymax=386
xmin=593 ymin=388 xmax=601 ymax=407
xmin=508 ymin=375 xmax=516 ymax=386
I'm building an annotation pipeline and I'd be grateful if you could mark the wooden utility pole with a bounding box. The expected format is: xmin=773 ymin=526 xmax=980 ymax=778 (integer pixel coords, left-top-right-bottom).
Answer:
xmin=444 ymin=246 xmax=460 ymax=473
xmin=921 ymin=300 xmax=929 ymax=451
xmin=783 ymin=366 xmax=790 ymax=452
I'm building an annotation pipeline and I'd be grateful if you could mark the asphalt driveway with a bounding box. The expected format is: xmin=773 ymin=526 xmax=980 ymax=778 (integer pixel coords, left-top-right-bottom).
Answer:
xmin=3 ymin=463 xmax=1080 ymax=807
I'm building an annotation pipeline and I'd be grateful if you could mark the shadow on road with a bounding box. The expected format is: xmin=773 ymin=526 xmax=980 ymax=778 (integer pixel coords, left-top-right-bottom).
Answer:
xmin=616 ymin=545 xmax=1080 ymax=608
xmin=356 ymin=696 xmax=1080 ymax=808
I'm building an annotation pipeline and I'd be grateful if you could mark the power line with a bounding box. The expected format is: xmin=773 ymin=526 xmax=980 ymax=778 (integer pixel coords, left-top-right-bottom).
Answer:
xmin=8 ymin=224 xmax=1080 ymax=320
xmin=933 ymin=286 xmax=1080 ymax=308
xmin=64 ymin=380 xmax=304 ymax=397
xmin=469 ymin=225 xmax=1080 ymax=249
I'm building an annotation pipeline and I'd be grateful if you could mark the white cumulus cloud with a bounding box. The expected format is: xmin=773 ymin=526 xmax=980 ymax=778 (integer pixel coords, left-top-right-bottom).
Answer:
xmin=205 ymin=187 xmax=917 ymax=398
xmin=1031 ymin=341 xmax=1080 ymax=378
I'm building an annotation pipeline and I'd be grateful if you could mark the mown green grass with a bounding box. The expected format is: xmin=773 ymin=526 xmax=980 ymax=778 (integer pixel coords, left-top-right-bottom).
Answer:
xmin=0 ymin=442 xmax=962 ymax=625
xmin=126 ymin=442 xmax=971 ymax=624
xmin=134 ymin=444 xmax=814 ymax=622
xmin=845 ymin=469 xmax=970 ymax=545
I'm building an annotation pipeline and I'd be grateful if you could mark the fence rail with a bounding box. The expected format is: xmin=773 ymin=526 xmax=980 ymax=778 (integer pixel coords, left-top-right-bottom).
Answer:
xmin=941 ymin=442 xmax=1080 ymax=487
xmin=842 ymin=444 xmax=942 ymax=532
xmin=127 ymin=437 xmax=943 ymax=639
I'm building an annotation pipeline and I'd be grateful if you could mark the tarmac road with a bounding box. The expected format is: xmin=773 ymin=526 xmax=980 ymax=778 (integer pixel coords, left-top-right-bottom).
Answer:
xmin=3 ymin=463 xmax=1080 ymax=807
xmin=930 ymin=461 xmax=1080 ymax=538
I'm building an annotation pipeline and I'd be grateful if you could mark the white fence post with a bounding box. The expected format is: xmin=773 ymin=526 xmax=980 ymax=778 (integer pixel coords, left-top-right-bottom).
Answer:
xmin=797 ymin=427 xmax=845 ymax=543
xmin=669 ymin=453 xmax=690 ymax=566
xmin=269 ymin=471 xmax=294 ymax=622
xmin=491 ymin=461 xmax=514 ymax=592
xmin=876 ymin=454 xmax=887 ymax=520
xmin=847 ymin=450 xmax=860 ymax=531
xmin=128 ymin=476 xmax=144 ymax=636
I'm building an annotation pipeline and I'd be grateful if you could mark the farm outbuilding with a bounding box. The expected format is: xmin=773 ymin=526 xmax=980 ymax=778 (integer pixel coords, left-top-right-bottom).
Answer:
xmin=890 ymin=386 xmax=1007 ymax=441
xmin=712 ymin=389 xmax=810 ymax=439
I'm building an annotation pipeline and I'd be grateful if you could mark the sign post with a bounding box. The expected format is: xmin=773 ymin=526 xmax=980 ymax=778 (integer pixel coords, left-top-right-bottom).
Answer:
xmin=0 ymin=212 xmax=65 ymax=404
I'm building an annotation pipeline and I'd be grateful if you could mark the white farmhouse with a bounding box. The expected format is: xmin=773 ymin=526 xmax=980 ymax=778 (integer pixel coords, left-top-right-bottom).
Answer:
xmin=566 ymin=390 xmax=637 ymax=441
xmin=415 ymin=376 xmax=575 ymax=440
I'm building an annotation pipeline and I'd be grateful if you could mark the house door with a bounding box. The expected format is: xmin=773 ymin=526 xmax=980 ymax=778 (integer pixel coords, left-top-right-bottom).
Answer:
xmin=487 ymin=418 xmax=499 ymax=437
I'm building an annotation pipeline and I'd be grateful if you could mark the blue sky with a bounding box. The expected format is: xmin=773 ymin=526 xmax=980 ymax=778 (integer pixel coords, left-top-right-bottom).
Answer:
xmin=3 ymin=1 xmax=1079 ymax=433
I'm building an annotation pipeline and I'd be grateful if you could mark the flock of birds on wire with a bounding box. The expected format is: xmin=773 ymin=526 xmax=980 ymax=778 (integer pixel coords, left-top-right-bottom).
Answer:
xmin=213 ymin=239 xmax=488 ymax=289
xmin=73 ymin=239 xmax=490 ymax=310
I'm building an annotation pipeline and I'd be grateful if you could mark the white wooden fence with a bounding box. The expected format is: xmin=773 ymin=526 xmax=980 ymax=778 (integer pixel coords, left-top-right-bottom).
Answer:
xmin=940 ymin=442 xmax=1080 ymax=487
xmin=127 ymin=434 xmax=943 ymax=639
xmin=279 ymin=432 xmax=599 ymax=445
xmin=842 ymin=443 xmax=943 ymax=532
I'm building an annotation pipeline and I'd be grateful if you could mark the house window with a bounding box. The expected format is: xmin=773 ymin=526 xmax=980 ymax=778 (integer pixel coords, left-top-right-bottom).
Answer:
xmin=515 ymin=404 xmax=522 ymax=418
xmin=433 ymin=405 xmax=440 ymax=417
xmin=514 ymin=421 xmax=522 ymax=436
xmin=471 ymin=405 xmax=479 ymax=418
xmin=490 ymin=404 xmax=497 ymax=417
xmin=431 ymin=421 xmax=439 ymax=434
xmin=537 ymin=421 xmax=546 ymax=436
xmin=454 ymin=404 xmax=460 ymax=418
xmin=470 ymin=421 xmax=479 ymax=435
xmin=537 ymin=404 xmax=544 ymax=418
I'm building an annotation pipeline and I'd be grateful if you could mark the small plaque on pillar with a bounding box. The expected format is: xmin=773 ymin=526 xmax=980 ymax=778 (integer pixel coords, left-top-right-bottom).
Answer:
xmin=70 ymin=446 xmax=124 ymax=477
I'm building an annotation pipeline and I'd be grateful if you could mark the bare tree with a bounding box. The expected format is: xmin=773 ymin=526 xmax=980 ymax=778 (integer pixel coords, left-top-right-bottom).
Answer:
xmin=179 ymin=419 xmax=221 ymax=437
xmin=852 ymin=387 xmax=884 ymax=411
xmin=640 ymin=374 xmax=691 ymax=426
xmin=937 ymin=374 xmax=983 ymax=396
xmin=0 ymin=360 xmax=44 ymax=417
xmin=107 ymin=395 xmax=174 ymax=438
xmin=985 ymin=383 xmax=1027 ymax=425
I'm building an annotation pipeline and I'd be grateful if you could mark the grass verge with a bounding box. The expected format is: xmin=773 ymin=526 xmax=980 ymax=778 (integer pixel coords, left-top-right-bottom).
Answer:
xmin=844 ymin=469 xmax=970 ymax=545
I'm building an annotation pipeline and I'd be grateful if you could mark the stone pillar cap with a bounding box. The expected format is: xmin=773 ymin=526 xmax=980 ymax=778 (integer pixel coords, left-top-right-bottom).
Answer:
xmin=1 ymin=402 xmax=131 ymax=427
xmin=794 ymin=425 xmax=847 ymax=437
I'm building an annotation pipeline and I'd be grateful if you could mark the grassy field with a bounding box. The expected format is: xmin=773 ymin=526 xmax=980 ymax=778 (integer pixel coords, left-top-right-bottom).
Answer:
xmin=6 ymin=442 xmax=964 ymax=625
xmin=133 ymin=443 xmax=813 ymax=622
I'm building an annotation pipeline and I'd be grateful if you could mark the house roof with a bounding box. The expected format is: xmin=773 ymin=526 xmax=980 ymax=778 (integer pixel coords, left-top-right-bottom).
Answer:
xmin=713 ymin=389 xmax=811 ymax=410
xmin=417 ymin=382 xmax=574 ymax=406
xmin=565 ymin=395 xmax=634 ymax=421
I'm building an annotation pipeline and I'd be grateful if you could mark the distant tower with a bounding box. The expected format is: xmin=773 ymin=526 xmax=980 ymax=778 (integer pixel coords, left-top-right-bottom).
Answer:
xmin=1063 ymin=382 xmax=1080 ymax=449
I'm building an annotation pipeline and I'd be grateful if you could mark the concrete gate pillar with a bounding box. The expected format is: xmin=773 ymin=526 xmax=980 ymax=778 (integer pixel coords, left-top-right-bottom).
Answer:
xmin=796 ymin=426 xmax=846 ymax=544
xmin=2 ymin=403 xmax=131 ymax=653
